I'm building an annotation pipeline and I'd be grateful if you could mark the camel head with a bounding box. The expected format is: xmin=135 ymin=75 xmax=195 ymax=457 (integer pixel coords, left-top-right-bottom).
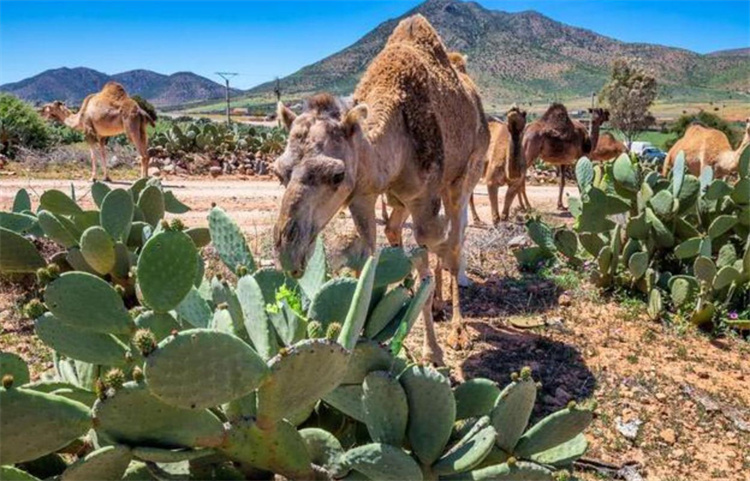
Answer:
xmin=38 ymin=101 xmax=71 ymax=123
xmin=507 ymin=106 xmax=527 ymax=136
xmin=273 ymin=93 xmax=368 ymax=277
xmin=588 ymin=108 xmax=610 ymax=126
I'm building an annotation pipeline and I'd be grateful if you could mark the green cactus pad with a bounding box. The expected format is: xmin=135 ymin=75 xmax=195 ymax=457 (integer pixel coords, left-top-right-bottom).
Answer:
xmin=221 ymin=418 xmax=312 ymax=480
xmin=0 ymin=466 xmax=41 ymax=481
xmin=529 ymin=432 xmax=587 ymax=467
xmin=80 ymin=226 xmax=116 ymax=275
xmin=208 ymin=206 xmax=256 ymax=274
xmin=708 ymin=215 xmax=737 ymax=239
xmin=575 ymin=157 xmax=594 ymax=193
xmin=675 ymin=237 xmax=702 ymax=259
xmin=491 ymin=378 xmax=537 ymax=452
xmin=92 ymin=381 xmax=226 ymax=448
xmin=713 ymin=266 xmax=741 ymax=290
xmin=693 ymin=256 xmax=717 ymax=284
xmin=0 ymin=212 xmax=37 ymax=234
xmin=578 ymin=232 xmax=605 ymax=257
xmin=339 ymin=255 xmax=378 ymax=350
xmin=338 ymin=443 xmax=422 ymax=481
xmin=309 ymin=277 xmax=358 ymax=328
xmin=434 ymin=417 xmax=496 ymax=475
xmin=612 ymin=154 xmax=638 ymax=192
xmin=40 ymin=189 xmax=82 ymax=216
xmin=553 ymin=229 xmax=578 ymax=259
xmin=90 ymin=181 xmax=111 ymax=207
xmin=185 ymin=227 xmax=211 ymax=248
xmin=135 ymin=311 xmax=181 ymax=342
xmin=298 ymin=236 xmax=327 ymax=300
xmin=163 ymin=190 xmax=191 ymax=214
xmin=132 ymin=447 xmax=213 ymax=463
xmin=175 ymin=286 xmax=212 ymax=328
xmin=390 ymin=276 xmax=433 ymax=355
xmin=705 ymin=180 xmax=733 ymax=201
xmin=12 ymin=188 xmax=32 ymax=213
xmin=373 ymin=247 xmax=412 ymax=287
xmin=647 ymin=289 xmax=663 ymax=321
xmin=527 ymin=219 xmax=556 ymax=252
xmin=514 ymin=405 xmax=593 ymax=458
xmin=136 ymin=185 xmax=165 ymax=227
xmin=676 ymin=175 xmax=701 ymax=215
xmin=0 ymin=228 xmax=45 ymax=274
xmin=365 ymin=287 xmax=411 ymax=338
xmin=128 ymin=178 xmax=148 ymax=201
xmin=37 ymin=211 xmax=78 ymax=248
xmin=137 ymin=230 xmax=198 ymax=312
xmin=627 ymin=252 xmax=649 ymax=280
xmin=72 ymin=210 xmax=100 ymax=234
xmin=0 ymin=387 xmax=91 ymax=465
xmin=342 ymin=340 xmax=395 ymax=385
xmin=323 ymin=385 xmax=366 ymax=422
xmin=145 ymin=329 xmax=269 ymax=409
xmin=717 ymin=244 xmax=737 ymax=268
xmin=256 ymin=339 xmax=350 ymax=426
xmin=100 ymin=189 xmax=133 ymax=242
xmin=455 ymin=379 xmax=501 ymax=420
xmin=649 ymin=190 xmax=675 ymax=218
xmin=236 ymin=275 xmax=278 ymax=360
xmin=35 ymin=313 xmax=130 ymax=367
xmin=0 ymin=351 xmax=30 ymax=386
xmin=399 ymin=365 xmax=455 ymax=466
xmin=44 ymin=272 xmax=134 ymax=334
xmin=645 ymin=208 xmax=674 ymax=247
xmin=460 ymin=461 xmax=554 ymax=480
xmin=300 ymin=428 xmax=344 ymax=470
xmin=23 ymin=381 xmax=96 ymax=406
xmin=362 ymin=371 xmax=408 ymax=446
xmin=60 ymin=445 xmax=132 ymax=481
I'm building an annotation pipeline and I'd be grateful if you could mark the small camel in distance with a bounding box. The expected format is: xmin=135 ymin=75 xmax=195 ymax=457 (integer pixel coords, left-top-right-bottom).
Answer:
xmin=40 ymin=82 xmax=154 ymax=181
xmin=663 ymin=119 xmax=750 ymax=178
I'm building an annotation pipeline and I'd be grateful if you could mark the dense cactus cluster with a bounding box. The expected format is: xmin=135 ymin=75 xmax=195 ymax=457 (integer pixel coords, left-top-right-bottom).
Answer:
xmin=0 ymin=201 xmax=594 ymax=480
xmin=516 ymin=149 xmax=750 ymax=328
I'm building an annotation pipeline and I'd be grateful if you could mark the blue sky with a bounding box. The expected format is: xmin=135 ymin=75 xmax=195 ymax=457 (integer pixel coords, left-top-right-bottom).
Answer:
xmin=1 ymin=1 xmax=748 ymax=89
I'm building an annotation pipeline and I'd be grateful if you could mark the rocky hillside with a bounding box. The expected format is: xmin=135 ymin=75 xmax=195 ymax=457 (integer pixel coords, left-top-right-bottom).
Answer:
xmin=0 ymin=67 xmax=239 ymax=107
xmin=246 ymin=0 xmax=750 ymax=108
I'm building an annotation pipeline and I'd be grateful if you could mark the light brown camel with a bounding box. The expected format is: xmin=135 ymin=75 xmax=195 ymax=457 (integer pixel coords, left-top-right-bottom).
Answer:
xmin=662 ymin=119 xmax=750 ymax=178
xmin=522 ymin=103 xmax=592 ymax=210
xmin=586 ymin=108 xmax=626 ymax=161
xmin=40 ymin=82 xmax=154 ymax=181
xmin=469 ymin=106 xmax=528 ymax=225
xmin=272 ymin=15 xmax=489 ymax=365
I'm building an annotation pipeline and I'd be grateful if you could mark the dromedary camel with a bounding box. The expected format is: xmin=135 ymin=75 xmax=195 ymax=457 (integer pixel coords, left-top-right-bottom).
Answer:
xmin=273 ymin=15 xmax=489 ymax=365
xmin=469 ymin=106 xmax=528 ymax=225
xmin=40 ymin=82 xmax=154 ymax=181
xmin=587 ymin=108 xmax=626 ymax=161
xmin=662 ymin=119 xmax=750 ymax=178
xmin=523 ymin=103 xmax=592 ymax=209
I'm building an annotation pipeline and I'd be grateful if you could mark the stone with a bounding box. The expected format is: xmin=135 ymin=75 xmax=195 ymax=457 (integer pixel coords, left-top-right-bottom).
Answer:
xmin=660 ymin=428 xmax=676 ymax=445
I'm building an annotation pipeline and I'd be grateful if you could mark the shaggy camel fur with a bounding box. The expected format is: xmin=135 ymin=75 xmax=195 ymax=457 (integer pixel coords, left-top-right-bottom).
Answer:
xmin=273 ymin=15 xmax=489 ymax=365
xmin=469 ymin=107 xmax=528 ymax=225
xmin=663 ymin=120 xmax=750 ymax=178
xmin=522 ymin=103 xmax=591 ymax=209
xmin=40 ymin=82 xmax=154 ymax=180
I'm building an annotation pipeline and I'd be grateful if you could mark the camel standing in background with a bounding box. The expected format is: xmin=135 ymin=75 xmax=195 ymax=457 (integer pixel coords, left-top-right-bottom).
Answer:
xmin=273 ymin=15 xmax=489 ymax=365
xmin=469 ymin=106 xmax=528 ymax=225
xmin=522 ymin=103 xmax=592 ymax=210
xmin=40 ymin=82 xmax=154 ymax=181
xmin=587 ymin=108 xmax=627 ymax=161
xmin=663 ymin=119 xmax=750 ymax=178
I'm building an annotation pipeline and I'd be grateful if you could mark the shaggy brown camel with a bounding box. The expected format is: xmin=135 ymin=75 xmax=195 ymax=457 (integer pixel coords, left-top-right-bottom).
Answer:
xmin=663 ymin=119 xmax=750 ymax=178
xmin=273 ymin=15 xmax=489 ymax=365
xmin=469 ymin=106 xmax=528 ymax=225
xmin=587 ymin=108 xmax=626 ymax=161
xmin=40 ymin=82 xmax=154 ymax=180
xmin=523 ymin=103 xmax=592 ymax=210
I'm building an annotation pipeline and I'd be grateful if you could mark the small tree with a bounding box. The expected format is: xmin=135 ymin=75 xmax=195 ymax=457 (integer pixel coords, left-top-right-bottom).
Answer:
xmin=0 ymin=93 xmax=52 ymax=158
xmin=599 ymin=58 xmax=657 ymax=147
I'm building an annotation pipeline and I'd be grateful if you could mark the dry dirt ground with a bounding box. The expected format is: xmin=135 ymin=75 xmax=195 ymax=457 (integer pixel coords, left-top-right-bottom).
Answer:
xmin=1 ymin=176 xmax=748 ymax=481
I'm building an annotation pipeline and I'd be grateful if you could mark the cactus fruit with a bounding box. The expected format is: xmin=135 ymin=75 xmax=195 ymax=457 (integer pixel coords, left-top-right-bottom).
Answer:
xmin=23 ymin=298 xmax=46 ymax=319
xmin=132 ymin=328 xmax=157 ymax=357
xmin=103 ymin=369 xmax=126 ymax=390
xmin=307 ymin=320 xmax=324 ymax=338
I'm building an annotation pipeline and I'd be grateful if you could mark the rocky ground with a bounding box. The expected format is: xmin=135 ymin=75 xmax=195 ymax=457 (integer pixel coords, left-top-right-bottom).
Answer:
xmin=0 ymin=177 xmax=748 ymax=481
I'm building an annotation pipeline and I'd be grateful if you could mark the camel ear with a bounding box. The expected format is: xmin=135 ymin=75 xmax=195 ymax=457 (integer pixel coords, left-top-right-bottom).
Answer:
xmin=277 ymin=102 xmax=297 ymax=131
xmin=342 ymin=103 xmax=368 ymax=137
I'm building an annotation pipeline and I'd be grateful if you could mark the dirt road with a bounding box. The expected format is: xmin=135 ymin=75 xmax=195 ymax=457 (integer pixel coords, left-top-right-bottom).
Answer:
xmin=0 ymin=177 xmax=568 ymax=230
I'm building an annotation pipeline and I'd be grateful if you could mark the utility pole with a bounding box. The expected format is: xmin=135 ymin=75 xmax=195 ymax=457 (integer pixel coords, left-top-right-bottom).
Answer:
xmin=216 ymin=72 xmax=238 ymax=124
xmin=274 ymin=77 xmax=281 ymax=103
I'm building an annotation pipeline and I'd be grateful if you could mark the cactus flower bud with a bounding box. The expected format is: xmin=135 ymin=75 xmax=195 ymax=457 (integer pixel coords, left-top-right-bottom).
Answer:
xmin=36 ymin=267 xmax=52 ymax=286
xmin=132 ymin=366 xmax=144 ymax=382
xmin=326 ymin=322 xmax=342 ymax=341
xmin=507 ymin=457 xmax=517 ymax=467
xmin=510 ymin=372 xmax=519 ymax=382
xmin=23 ymin=299 xmax=46 ymax=319
xmin=103 ymin=368 xmax=126 ymax=390
xmin=133 ymin=328 xmax=157 ymax=356
xmin=2 ymin=374 xmax=13 ymax=389
xmin=160 ymin=219 xmax=170 ymax=231
xmin=520 ymin=366 xmax=532 ymax=381
xmin=307 ymin=320 xmax=323 ymax=339
xmin=567 ymin=400 xmax=577 ymax=409
xmin=236 ymin=265 xmax=248 ymax=277
xmin=170 ymin=218 xmax=185 ymax=231
xmin=47 ymin=263 xmax=61 ymax=278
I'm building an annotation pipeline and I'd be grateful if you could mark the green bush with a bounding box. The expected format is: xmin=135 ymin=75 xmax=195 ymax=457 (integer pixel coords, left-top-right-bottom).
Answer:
xmin=666 ymin=111 xmax=742 ymax=150
xmin=0 ymin=93 xmax=52 ymax=157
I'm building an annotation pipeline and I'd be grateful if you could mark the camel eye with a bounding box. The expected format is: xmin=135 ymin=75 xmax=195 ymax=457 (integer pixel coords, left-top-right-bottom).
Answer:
xmin=331 ymin=171 xmax=345 ymax=185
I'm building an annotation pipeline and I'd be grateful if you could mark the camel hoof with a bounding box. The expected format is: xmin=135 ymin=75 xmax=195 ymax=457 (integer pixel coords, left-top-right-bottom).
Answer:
xmin=422 ymin=348 xmax=445 ymax=367
xmin=103 ymin=176 xmax=112 ymax=183
xmin=447 ymin=325 xmax=472 ymax=351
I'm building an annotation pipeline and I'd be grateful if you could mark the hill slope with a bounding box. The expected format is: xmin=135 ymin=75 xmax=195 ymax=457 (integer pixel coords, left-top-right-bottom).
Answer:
xmin=0 ymin=67 xmax=239 ymax=107
xmin=242 ymin=0 xmax=749 ymax=110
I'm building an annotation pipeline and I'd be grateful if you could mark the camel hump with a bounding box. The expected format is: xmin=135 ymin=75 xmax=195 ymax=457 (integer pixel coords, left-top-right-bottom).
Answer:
xmin=539 ymin=103 xmax=576 ymax=141
xmin=388 ymin=14 xmax=447 ymax=59
xmin=100 ymin=82 xmax=129 ymax=100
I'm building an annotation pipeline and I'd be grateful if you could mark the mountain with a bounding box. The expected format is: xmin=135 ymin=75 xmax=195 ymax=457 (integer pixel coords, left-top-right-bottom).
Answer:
xmin=0 ymin=67 xmax=238 ymax=107
xmin=244 ymin=0 xmax=750 ymax=110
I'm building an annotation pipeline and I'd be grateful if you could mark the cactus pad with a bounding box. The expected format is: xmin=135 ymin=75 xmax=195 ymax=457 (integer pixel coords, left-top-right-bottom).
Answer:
xmin=323 ymin=384 xmax=366 ymax=422
xmin=337 ymin=443 xmax=422 ymax=481
xmin=80 ymin=226 xmax=116 ymax=275
xmin=185 ymin=227 xmax=211 ymax=248
xmin=236 ymin=275 xmax=278 ymax=360
xmin=135 ymin=311 xmax=181 ymax=342
xmin=373 ymin=247 xmax=412 ymax=287
xmin=136 ymin=185 xmax=165 ymax=227
xmin=35 ymin=313 xmax=130 ymax=367
xmin=44 ymin=272 xmax=134 ymax=334
xmin=342 ymin=341 xmax=395 ymax=385
xmin=257 ymin=339 xmax=350 ymax=426
xmin=145 ymin=329 xmax=270 ymax=409
xmin=92 ymin=381 xmax=226 ymax=448
xmin=100 ymin=189 xmax=133 ymax=242
xmin=300 ymin=428 xmax=344 ymax=471
xmin=309 ymin=277 xmax=358 ymax=328
xmin=60 ymin=445 xmax=132 ymax=481
xmin=0 ymin=351 xmax=30 ymax=386
xmin=434 ymin=416 xmax=496 ymax=475
xmin=514 ymin=405 xmax=594 ymax=457
xmin=708 ymin=215 xmax=737 ymax=239
xmin=208 ymin=206 xmax=256 ymax=274
xmin=491 ymin=378 xmax=537 ymax=452
xmin=390 ymin=276 xmax=433 ymax=355
xmin=454 ymin=378 xmax=501 ymax=420
xmin=339 ymin=255 xmax=378 ymax=350
xmin=40 ymin=189 xmax=82 ymax=216
xmin=175 ymin=286 xmax=212 ymax=328
xmin=163 ymin=190 xmax=191 ymax=214
xmin=400 ymin=365 xmax=455 ymax=466
xmin=0 ymin=387 xmax=91 ymax=465
xmin=131 ymin=447 xmax=214 ymax=463
xmin=463 ymin=461 xmax=554 ymax=480
xmin=529 ymin=433 xmax=587 ymax=468
xmin=137 ymin=230 xmax=198 ymax=312
xmin=365 ymin=287 xmax=411 ymax=338
xmin=0 ymin=228 xmax=46 ymax=274
xmin=298 ymin=236 xmax=327 ymax=300
xmin=362 ymin=371 xmax=408 ymax=446
xmin=37 ymin=211 xmax=78 ymax=248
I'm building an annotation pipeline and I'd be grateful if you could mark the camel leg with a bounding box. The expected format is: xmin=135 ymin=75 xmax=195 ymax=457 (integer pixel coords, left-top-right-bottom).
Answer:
xmin=380 ymin=195 xmax=390 ymax=224
xmin=384 ymin=202 xmax=409 ymax=247
xmin=557 ymin=165 xmax=567 ymax=210
xmin=502 ymin=180 xmax=520 ymax=221
xmin=348 ymin=194 xmax=378 ymax=257
xmin=87 ymin=143 xmax=99 ymax=182
xmin=412 ymin=249 xmax=443 ymax=366
xmin=487 ymin=183 xmax=500 ymax=225
xmin=468 ymin=194 xmax=482 ymax=225
xmin=98 ymin=138 xmax=111 ymax=182
xmin=125 ymin=116 xmax=150 ymax=178
xmin=521 ymin=180 xmax=532 ymax=210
